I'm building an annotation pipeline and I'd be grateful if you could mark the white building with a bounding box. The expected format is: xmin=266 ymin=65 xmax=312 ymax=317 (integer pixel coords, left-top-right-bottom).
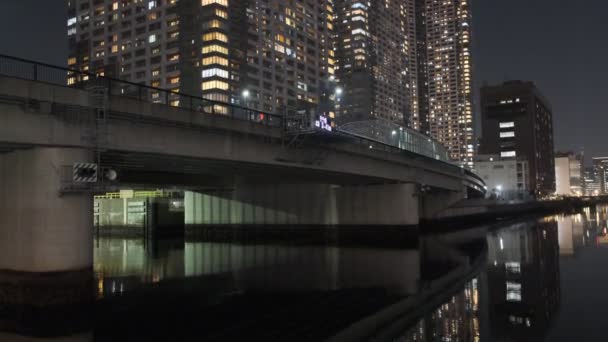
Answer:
xmin=555 ymin=152 xmax=584 ymax=196
xmin=475 ymin=154 xmax=530 ymax=200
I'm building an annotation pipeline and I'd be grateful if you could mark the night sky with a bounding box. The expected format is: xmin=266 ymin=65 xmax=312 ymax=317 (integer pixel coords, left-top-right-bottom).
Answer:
xmin=1 ymin=0 xmax=606 ymax=162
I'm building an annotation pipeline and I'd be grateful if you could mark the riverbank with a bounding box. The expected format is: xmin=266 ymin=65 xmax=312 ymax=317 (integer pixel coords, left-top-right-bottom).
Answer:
xmin=423 ymin=197 xmax=603 ymax=228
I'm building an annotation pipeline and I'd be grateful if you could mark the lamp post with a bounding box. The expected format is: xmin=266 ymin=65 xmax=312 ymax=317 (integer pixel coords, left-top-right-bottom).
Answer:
xmin=242 ymin=89 xmax=250 ymax=107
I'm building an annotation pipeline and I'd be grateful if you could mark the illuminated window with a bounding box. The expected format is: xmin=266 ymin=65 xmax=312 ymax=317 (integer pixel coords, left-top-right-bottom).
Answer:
xmin=202 ymin=0 xmax=228 ymax=6
xmin=506 ymin=282 xmax=522 ymax=302
xmin=501 ymin=151 xmax=516 ymax=158
xmin=202 ymin=80 xmax=229 ymax=90
xmin=500 ymin=122 xmax=515 ymax=129
xmin=214 ymin=9 xmax=227 ymax=18
xmin=202 ymin=56 xmax=228 ymax=66
xmin=168 ymin=77 xmax=180 ymax=84
xmin=204 ymin=20 xmax=223 ymax=29
xmin=505 ymin=262 xmax=521 ymax=274
xmin=202 ymin=68 xmax=229 ymax=78
xmin=202 ymin=32 xmax=228 ymax=43
xmin=202 ymin=45 xmax=228 ymax=55
xmin=500 ymin=131 xmax=515 ymax=138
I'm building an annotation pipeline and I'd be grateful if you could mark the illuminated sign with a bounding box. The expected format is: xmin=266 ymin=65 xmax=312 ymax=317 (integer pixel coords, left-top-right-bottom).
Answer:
xmin=315 ymin=114 xmax=332 ymax=132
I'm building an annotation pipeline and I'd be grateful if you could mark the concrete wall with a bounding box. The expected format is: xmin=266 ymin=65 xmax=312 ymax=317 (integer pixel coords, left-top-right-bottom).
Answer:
xmin=184 ymin=185 xmax=335 ymax=226
xmin=185 ymin=183 xmax=420 ymax=226
xmin=420 ymin=188 xmax=467 ymax=220
xmin=335 ymin=184 xmax=419 ymax=226
xmin=0 ymin=148 xmax=93 ymax=273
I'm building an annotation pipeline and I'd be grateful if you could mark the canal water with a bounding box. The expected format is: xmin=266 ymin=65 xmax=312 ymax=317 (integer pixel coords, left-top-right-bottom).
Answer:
xmin=3 ymin=206 xmax=608 ymax=341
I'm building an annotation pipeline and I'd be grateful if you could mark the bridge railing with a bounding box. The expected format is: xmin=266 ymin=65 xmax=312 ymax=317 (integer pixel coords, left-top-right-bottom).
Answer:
xmin=0 ymin=54 xmax=283 ymax=128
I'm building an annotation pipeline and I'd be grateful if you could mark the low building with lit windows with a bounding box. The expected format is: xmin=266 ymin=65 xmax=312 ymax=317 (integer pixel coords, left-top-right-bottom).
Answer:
xmin=479 ymin=81 xmax=555 ymax=198
xmin=475 ymin=154 xmax=531 ymax=200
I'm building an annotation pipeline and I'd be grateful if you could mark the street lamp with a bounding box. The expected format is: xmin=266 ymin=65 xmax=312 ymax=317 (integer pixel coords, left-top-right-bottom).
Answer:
xmin=335 ymin=87 xmax=343 ymax=97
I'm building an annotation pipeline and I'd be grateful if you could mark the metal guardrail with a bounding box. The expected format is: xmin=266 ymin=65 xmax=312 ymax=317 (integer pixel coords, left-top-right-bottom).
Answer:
xmin=94 ymin=190 xmax=170 ymax=199
xmin=0 ymin=54 xmax=282 ymax=127
xmin=337 ymin=120 xmax=451 ymax=163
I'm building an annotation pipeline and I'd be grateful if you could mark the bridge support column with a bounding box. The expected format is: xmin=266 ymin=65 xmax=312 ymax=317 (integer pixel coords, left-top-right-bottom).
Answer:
xmin=419 ymin=187 xmax=467 ymax=221
xmin=335 ymin=183 xmax=419 ymax=226
xmin=0 ymin=148 xmax=94 ymax=336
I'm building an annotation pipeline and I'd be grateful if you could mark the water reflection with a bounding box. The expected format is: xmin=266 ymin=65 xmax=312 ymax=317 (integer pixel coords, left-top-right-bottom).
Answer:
xmin=399 ymin=217 xmax=563 ymax=341
xmin=486 ymin=220 xmax=560 ymax=341
xmin=95 ymin=239 xmax=424 ymax=297
xmin=8 ymin=206 xmax=608 ymax=340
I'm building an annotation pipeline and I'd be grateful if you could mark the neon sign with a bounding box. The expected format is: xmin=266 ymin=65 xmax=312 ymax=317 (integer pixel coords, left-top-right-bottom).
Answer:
xmin=315 ymin=114 xmax=332 ymax=132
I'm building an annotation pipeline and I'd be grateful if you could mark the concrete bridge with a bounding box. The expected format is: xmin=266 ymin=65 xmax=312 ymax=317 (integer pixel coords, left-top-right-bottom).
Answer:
xmin=0 ymin=55 xmax=484 ymax=279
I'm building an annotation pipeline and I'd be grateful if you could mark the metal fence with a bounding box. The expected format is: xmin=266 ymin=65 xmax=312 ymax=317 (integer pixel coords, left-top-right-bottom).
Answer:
xmin=338 ymin=120 xmax=451 ymax=163
xmin=0 ymin=54 xmax=282 ymax=127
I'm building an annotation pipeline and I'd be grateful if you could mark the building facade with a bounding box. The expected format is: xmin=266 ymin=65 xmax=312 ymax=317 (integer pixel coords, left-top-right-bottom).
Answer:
xmin=592 ymin=157 xmax=608 ymax=194
xmin=67 ymin=0 xmax=336 ymax=117
xmin=333 ymin=0 xmax=411 ymax=126
xmin=412 ymin=0 xmax=475 ymax=167
xmin=479 ymin=81 xmax=556 ymax=198
xmin=475 ymin=154 xmax=530 ymax=200
xmin=554 ymin=152 xmax=584 ymax=196
xmin=584 ymin=166 xmax=601 ymax=196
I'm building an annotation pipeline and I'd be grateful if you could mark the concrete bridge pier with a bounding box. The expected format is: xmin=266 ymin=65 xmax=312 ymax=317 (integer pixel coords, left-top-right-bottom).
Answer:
xmin=335 ymin=183 xmax=419 ymax=226
xmin=419 ymin=187 xmax=467 ymax=221
xmin=0 ymin=147 xmax=94 ymax=337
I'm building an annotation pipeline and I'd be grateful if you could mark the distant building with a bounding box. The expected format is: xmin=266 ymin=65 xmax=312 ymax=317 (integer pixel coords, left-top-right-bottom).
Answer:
xmin=333 ymin=0 xmax=411 ymax=126
xmin=584 ymin=167 xmax=601 ymax=196
xmin=554 ymin=152 xmax=584 ymax=196
xmin=592 ymin=157 xmax=608 ymax=194
xmin=479 ymin=81 xmax=555 ymax=198
xmin=475 ymin=154 xmax=531 ymax=200
xmin=413 ymin=0 xmax=475 ymax=168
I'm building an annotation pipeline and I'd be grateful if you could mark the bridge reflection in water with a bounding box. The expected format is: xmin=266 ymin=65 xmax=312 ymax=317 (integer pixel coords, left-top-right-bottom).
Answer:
xmin=5 ymin=208 xmax=608 ymax=341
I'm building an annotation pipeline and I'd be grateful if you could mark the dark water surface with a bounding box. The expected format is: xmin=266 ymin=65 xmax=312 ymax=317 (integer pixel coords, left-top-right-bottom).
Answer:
xmin=4 ymin=206 xmax=608 ymax=341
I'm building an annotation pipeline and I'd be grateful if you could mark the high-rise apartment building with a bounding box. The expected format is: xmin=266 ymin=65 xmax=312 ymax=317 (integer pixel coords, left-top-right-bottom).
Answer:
xmin=67 ymin=0 xmax=476 ymax=166
xmin=412 ymin=0 xmax=474 ymax=167
xmin=333 ymin=0 xmax=411 ymax=126
xmin=479 ymin=81 xmax=556 ymax=197
xmin=67 ymin=0 xmax=336 ymax=116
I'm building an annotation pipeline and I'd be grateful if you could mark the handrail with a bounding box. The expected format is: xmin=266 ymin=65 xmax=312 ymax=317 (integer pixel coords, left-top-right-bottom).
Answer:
xmin=0 ymin=54 xmax=282 ymax=126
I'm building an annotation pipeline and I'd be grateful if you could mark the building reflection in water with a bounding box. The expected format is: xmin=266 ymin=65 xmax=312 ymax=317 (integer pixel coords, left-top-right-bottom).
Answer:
xmin=486 ymin=220 xmax=560 ymax=341
xmin=397 ymin=219 xmax=561 ymax=341
xmin=399 ymin=278 xmax=481 ymax=341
